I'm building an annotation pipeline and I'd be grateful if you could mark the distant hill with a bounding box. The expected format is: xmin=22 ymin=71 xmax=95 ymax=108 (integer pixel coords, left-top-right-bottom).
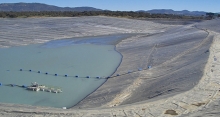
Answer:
xmin=0 ymin=3 xmax=102 ymax=11
xmin=0 ymin=3 xmax=211 ymax=16
xmin=139 ymin=9 xmax=207 ymax=16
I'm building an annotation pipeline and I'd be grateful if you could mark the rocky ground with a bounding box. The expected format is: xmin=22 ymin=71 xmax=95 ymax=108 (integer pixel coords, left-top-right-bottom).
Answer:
xmin=0 ymin=16 xmax=219 ymax=117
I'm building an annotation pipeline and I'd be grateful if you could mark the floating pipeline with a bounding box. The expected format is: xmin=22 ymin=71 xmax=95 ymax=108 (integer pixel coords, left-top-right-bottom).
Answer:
xmin=19 ymin=69 xmax=108 ymax=79
xmin=18 ymin=66 xmax=152 ymax=80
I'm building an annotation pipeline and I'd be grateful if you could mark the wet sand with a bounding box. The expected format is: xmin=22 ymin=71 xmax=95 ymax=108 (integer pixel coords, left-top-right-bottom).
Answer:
xmin=0 ymin=17 xmax=219 ymax=117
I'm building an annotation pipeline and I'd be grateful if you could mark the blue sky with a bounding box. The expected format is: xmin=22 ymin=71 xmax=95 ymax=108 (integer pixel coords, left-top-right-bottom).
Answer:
xmin=0 ymin=0 xmax=219 ymax=12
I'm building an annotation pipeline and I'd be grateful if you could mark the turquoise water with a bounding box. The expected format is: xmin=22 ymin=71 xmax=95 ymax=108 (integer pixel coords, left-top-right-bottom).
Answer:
xmin=0 ymin=38 xmax=122 ymax=108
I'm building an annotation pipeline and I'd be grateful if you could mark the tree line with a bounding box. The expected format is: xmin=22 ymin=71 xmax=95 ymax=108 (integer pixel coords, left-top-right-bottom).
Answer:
xmin=0 ymin=11 xmax=205 ymax=19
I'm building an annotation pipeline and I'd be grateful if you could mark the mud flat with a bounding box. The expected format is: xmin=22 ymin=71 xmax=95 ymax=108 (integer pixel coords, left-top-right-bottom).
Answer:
xmin=0 ymin=17 xmax=219 ymax=117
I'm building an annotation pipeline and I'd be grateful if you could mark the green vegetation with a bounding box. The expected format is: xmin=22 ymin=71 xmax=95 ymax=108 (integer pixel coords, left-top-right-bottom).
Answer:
xmin=0 ymin=11 xmax=204 ymax=19
xmin=206 ymin=12 xmax=220 ymax=19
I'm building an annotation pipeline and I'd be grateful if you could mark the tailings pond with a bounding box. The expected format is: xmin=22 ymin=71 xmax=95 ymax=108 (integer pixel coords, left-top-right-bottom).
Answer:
xmin=0 ymin=34 xmax=128 ymax=108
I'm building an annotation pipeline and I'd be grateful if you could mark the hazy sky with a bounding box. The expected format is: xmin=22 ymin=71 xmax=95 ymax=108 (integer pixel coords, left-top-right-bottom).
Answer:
xmin=0 ymin=0 xmax=219 ymax=12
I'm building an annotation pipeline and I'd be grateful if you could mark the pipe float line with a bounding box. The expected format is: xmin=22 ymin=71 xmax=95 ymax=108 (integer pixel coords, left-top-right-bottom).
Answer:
xmin=108 ymin=66 xmax=153 ymax=79
xmin=18 ymin=69 xmax=107 ymax=79
xmin=18 ymin=66 xmax=152 ymax=79
xmin=0 ymin=83 xmax=28 ymax=88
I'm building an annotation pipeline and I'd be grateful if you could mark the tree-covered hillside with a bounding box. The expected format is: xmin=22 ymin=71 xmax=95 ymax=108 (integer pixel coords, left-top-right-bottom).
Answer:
xmin=0 ymin=11 xmax=205 ymax=19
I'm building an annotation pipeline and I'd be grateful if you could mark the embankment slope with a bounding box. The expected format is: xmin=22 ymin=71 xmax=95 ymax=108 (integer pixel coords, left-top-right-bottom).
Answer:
xmin=0 ymin=17 xmax=219 ymax=117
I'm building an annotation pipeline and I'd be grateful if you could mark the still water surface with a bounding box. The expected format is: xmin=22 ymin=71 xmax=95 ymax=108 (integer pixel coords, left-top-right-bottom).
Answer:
xmin=0 ymin=35 xmax=124 ymax=108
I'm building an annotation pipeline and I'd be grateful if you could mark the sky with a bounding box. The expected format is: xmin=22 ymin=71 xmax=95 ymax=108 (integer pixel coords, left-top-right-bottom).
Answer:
xmin=0 ymin=0 xmax=219 ymax=13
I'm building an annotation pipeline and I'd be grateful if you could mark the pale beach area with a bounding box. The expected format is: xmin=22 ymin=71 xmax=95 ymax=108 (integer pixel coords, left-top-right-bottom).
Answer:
xmin=0 ymin=16 xmax=220 ymax=117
